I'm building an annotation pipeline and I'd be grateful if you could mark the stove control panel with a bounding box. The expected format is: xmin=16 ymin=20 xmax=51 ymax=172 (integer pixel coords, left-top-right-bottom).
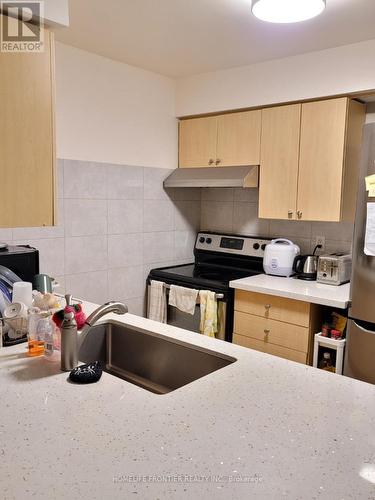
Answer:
xmin=196 ymin=233 xmax=271 ymax=258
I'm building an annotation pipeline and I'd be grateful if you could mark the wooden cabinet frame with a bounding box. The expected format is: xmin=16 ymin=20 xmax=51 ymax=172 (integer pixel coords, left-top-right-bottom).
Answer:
xmin=0 ymin=19 xmax=56 ymax=228
xmin=179 ymin=110 xmax=261 ymax=168
xmin=179 ymin=97 xmax=365 ymax=222
xmin=259 ymin=98 xmax=365 ymax=222
xmin=233 ymin=290 xmax=323 ymax=365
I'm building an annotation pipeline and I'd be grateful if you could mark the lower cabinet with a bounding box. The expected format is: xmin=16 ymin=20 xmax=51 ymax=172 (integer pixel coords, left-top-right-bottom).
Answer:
xmin=233 ymin=290 xmax=322 ymax=365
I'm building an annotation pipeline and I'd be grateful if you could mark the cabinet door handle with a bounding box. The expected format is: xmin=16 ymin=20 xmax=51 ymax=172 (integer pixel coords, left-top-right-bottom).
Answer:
xmin=264 ymin=329 xmax=270 ymax=336
xmin=208 ymin=159 xmax=214 ymax=165
xmin=215 ymin=159 xmax=221 ymax=165
xmin=265 ymin=304 xmax=271 ymax=310
xmin=297 ymin=210 xmax=303 ymax=219
xmin=288 ymin=210 xmax=293 ymax=219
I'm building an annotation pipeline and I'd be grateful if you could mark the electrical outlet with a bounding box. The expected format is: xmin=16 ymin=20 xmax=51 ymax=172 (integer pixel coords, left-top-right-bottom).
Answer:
xmin=314 ymin=236 xmax=326 ymax=253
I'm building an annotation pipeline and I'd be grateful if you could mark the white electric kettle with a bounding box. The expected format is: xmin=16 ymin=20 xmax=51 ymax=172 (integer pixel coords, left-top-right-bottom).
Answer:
xmin=263 ymin=239 xmax=300 ymax=277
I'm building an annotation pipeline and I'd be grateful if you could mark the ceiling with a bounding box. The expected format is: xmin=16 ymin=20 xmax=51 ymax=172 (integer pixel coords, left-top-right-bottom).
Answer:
xmin=55 ymin=0 xmax=375 ymax=78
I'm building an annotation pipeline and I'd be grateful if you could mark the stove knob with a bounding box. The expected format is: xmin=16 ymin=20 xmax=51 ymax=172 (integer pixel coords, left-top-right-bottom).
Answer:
xmin=253 ymin=243 xmax=260 ymax=250
xmin=261 ymin=244 xmax=267 ymax=251
xmin=199 ymin=237 xmax=206 ymax=243
xmin=206 ymin=238 xmax=212 ymax=244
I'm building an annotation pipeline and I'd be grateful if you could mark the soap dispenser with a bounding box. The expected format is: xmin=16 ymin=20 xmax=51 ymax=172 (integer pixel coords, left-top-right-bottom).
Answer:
xmin=60 ymin=295 xmax=78 ymax=372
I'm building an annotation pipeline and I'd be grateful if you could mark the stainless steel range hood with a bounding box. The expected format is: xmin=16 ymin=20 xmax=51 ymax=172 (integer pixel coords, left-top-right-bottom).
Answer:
xmin=163 ymin=166 xmax=259 ymax=189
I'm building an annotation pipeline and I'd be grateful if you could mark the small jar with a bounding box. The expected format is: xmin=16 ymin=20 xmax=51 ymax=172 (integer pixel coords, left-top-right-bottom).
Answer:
xmin=331 ymin=329 xmax=342 ymax=340
xmin=321 ymin=323 xmax=331 ymax=337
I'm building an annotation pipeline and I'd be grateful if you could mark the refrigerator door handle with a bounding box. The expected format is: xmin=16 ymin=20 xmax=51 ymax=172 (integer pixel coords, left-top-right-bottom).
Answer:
xmin=353 ymin=320 xmax=375 ymax=334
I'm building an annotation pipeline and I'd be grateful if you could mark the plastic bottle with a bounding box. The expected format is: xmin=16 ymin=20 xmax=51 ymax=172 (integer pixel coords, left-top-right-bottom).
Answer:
xmin=43 ymin=317 xmax=60 ymax=362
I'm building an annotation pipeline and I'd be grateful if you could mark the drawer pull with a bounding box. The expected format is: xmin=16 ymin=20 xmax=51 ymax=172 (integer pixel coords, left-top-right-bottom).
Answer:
xmin=265 ymin=304 xmax=271 ymax=310
xmin=264 ymin=329 xmax=270 ymax=335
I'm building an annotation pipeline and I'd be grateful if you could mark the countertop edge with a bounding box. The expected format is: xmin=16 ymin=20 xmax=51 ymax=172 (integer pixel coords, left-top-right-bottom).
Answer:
xmin=229 ymin=280 xmax=350 ymax=309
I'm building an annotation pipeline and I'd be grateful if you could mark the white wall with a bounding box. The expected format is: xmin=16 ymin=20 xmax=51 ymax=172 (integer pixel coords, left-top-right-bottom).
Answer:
xmin=55 ymin=42 xmax=178 ymax=169
xmin=176 ymin=39 xmax=375 ymax=116
xmin=2 ymin=0 xmax=69 ymax=28
xmin=55 ymin=39 xmax=375 ymax=166
xmin=44 ymin=0 xmax=69 ymax=27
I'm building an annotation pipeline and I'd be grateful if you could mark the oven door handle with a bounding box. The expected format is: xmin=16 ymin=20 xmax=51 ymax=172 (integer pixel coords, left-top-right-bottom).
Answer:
xmin=162 ymin=285 xmax=224 ymax=302
xmin=213 ymin=293 xmax=224 ymax=300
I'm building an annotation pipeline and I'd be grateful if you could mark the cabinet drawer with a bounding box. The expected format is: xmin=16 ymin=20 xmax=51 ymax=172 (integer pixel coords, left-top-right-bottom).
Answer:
xmin=233 ymin=334 xmax=307 ymax=364
xmin=234 ymin=311 xmax=309 ymax=353
xmin=235 ymin=290 xmax=310 ymax=327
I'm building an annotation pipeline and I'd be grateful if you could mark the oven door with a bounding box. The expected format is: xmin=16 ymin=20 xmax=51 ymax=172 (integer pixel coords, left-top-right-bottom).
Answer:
xmin=147 ymin=285 xmax=227 ymax=341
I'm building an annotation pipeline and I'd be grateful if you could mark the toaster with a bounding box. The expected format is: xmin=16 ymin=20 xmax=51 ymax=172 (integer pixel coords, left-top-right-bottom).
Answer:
xmin=317 ymin=253 xmax=352 ymax=285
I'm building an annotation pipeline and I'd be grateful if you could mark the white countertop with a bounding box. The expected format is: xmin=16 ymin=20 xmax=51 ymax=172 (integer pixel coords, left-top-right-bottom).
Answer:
xmin=1 ymin=300 xmax=374 ymax=500
xmin=230 ymin=274 xmax=351 ymax=309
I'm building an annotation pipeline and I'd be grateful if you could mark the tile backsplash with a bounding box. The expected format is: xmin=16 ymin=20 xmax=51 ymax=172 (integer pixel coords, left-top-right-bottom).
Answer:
xmin=200 ymin=188 xmax=354 ymax=255
xmin=1 ymin=160 xmax=201 ymax=316
xmin=0 ymin=179 xmax=354 ymax=317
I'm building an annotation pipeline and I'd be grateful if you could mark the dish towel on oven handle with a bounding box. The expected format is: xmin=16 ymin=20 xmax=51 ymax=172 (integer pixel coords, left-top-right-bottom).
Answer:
xmin=199 ymin=290 xmax=218 ymax=338
xmin=168 ymin=285 xmax=199 ymax=315
xmin=148 ymin=280 xmax=167 ymax=323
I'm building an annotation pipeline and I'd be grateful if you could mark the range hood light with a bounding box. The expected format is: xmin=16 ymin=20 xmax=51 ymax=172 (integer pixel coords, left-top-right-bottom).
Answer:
xmin=251 ymin=0 xmax=326 ymax=23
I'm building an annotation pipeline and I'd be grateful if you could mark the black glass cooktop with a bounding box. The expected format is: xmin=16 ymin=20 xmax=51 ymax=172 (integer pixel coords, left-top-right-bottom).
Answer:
xmin=149 ymin=263 xmax=259 ymax=291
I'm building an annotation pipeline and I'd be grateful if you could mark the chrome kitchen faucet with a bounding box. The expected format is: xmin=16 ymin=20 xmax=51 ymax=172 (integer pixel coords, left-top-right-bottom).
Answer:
xmin=61 ymin=297 xmax=128 ymax=371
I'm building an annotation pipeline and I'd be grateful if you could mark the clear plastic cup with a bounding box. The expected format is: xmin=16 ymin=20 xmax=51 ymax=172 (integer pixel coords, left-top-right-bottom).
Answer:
xmin=27 ymin=309 xmax=48 ymax=357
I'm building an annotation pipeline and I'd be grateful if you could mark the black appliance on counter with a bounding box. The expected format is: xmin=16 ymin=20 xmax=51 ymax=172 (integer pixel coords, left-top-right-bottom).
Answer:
xmin=0 ymin=245 xmax=39 ymax=281
xmin=147 ymin=232 xmax=270 ymax=342
xmin=0 ymin=244 xmax=39 ymax=346
xmin=292 ymin=245 xmax=321 ymax=281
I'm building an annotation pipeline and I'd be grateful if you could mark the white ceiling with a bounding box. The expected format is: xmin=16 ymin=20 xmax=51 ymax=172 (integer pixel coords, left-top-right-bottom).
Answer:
xmin=55 ymin=0 xmax=375 ymax=78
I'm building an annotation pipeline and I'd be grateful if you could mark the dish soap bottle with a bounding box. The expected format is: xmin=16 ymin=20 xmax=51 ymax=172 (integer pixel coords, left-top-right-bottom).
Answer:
xmin=60 ymin=306 xmax=78 ymax=372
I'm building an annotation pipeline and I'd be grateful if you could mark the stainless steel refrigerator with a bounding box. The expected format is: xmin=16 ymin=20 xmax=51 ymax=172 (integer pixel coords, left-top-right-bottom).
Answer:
xmin=344 ymin=123 xmax=375 ymax=384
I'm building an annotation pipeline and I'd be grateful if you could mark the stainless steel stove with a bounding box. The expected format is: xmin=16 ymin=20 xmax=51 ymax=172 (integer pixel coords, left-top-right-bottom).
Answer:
xmin=147 ymin=232 xmax=270 ymax=342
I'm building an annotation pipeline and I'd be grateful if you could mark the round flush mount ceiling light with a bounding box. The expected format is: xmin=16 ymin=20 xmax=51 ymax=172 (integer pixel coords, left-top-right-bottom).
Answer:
xmin=251 ymin=0 xmax=326 ymax=23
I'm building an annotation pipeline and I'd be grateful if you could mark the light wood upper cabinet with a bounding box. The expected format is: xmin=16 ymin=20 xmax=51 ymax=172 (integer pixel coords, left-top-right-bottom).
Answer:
xmin=258 ymin=97 xmax=365 ymax=221
xmin=216 ymin=110 xmax=261 ymax=167
xmin=179 ymin=116 xmax=218 ymax=168
xmin=179 ymin=96 xmax=365 ymax=222
xmin=0 ymin=22 xmax=56 ymax=228
xmin=179 ymin=110 xmax=261 ymax=168
xmin=297 ymin=98 xmax=364 ymax=222
xmin=259 ymin=104 xmax=301 ymax=220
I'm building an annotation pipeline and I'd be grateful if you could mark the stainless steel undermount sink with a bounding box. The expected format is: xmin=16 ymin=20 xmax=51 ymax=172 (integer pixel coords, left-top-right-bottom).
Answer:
xmin=78 ymin=321 xmax=236 ymax=394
